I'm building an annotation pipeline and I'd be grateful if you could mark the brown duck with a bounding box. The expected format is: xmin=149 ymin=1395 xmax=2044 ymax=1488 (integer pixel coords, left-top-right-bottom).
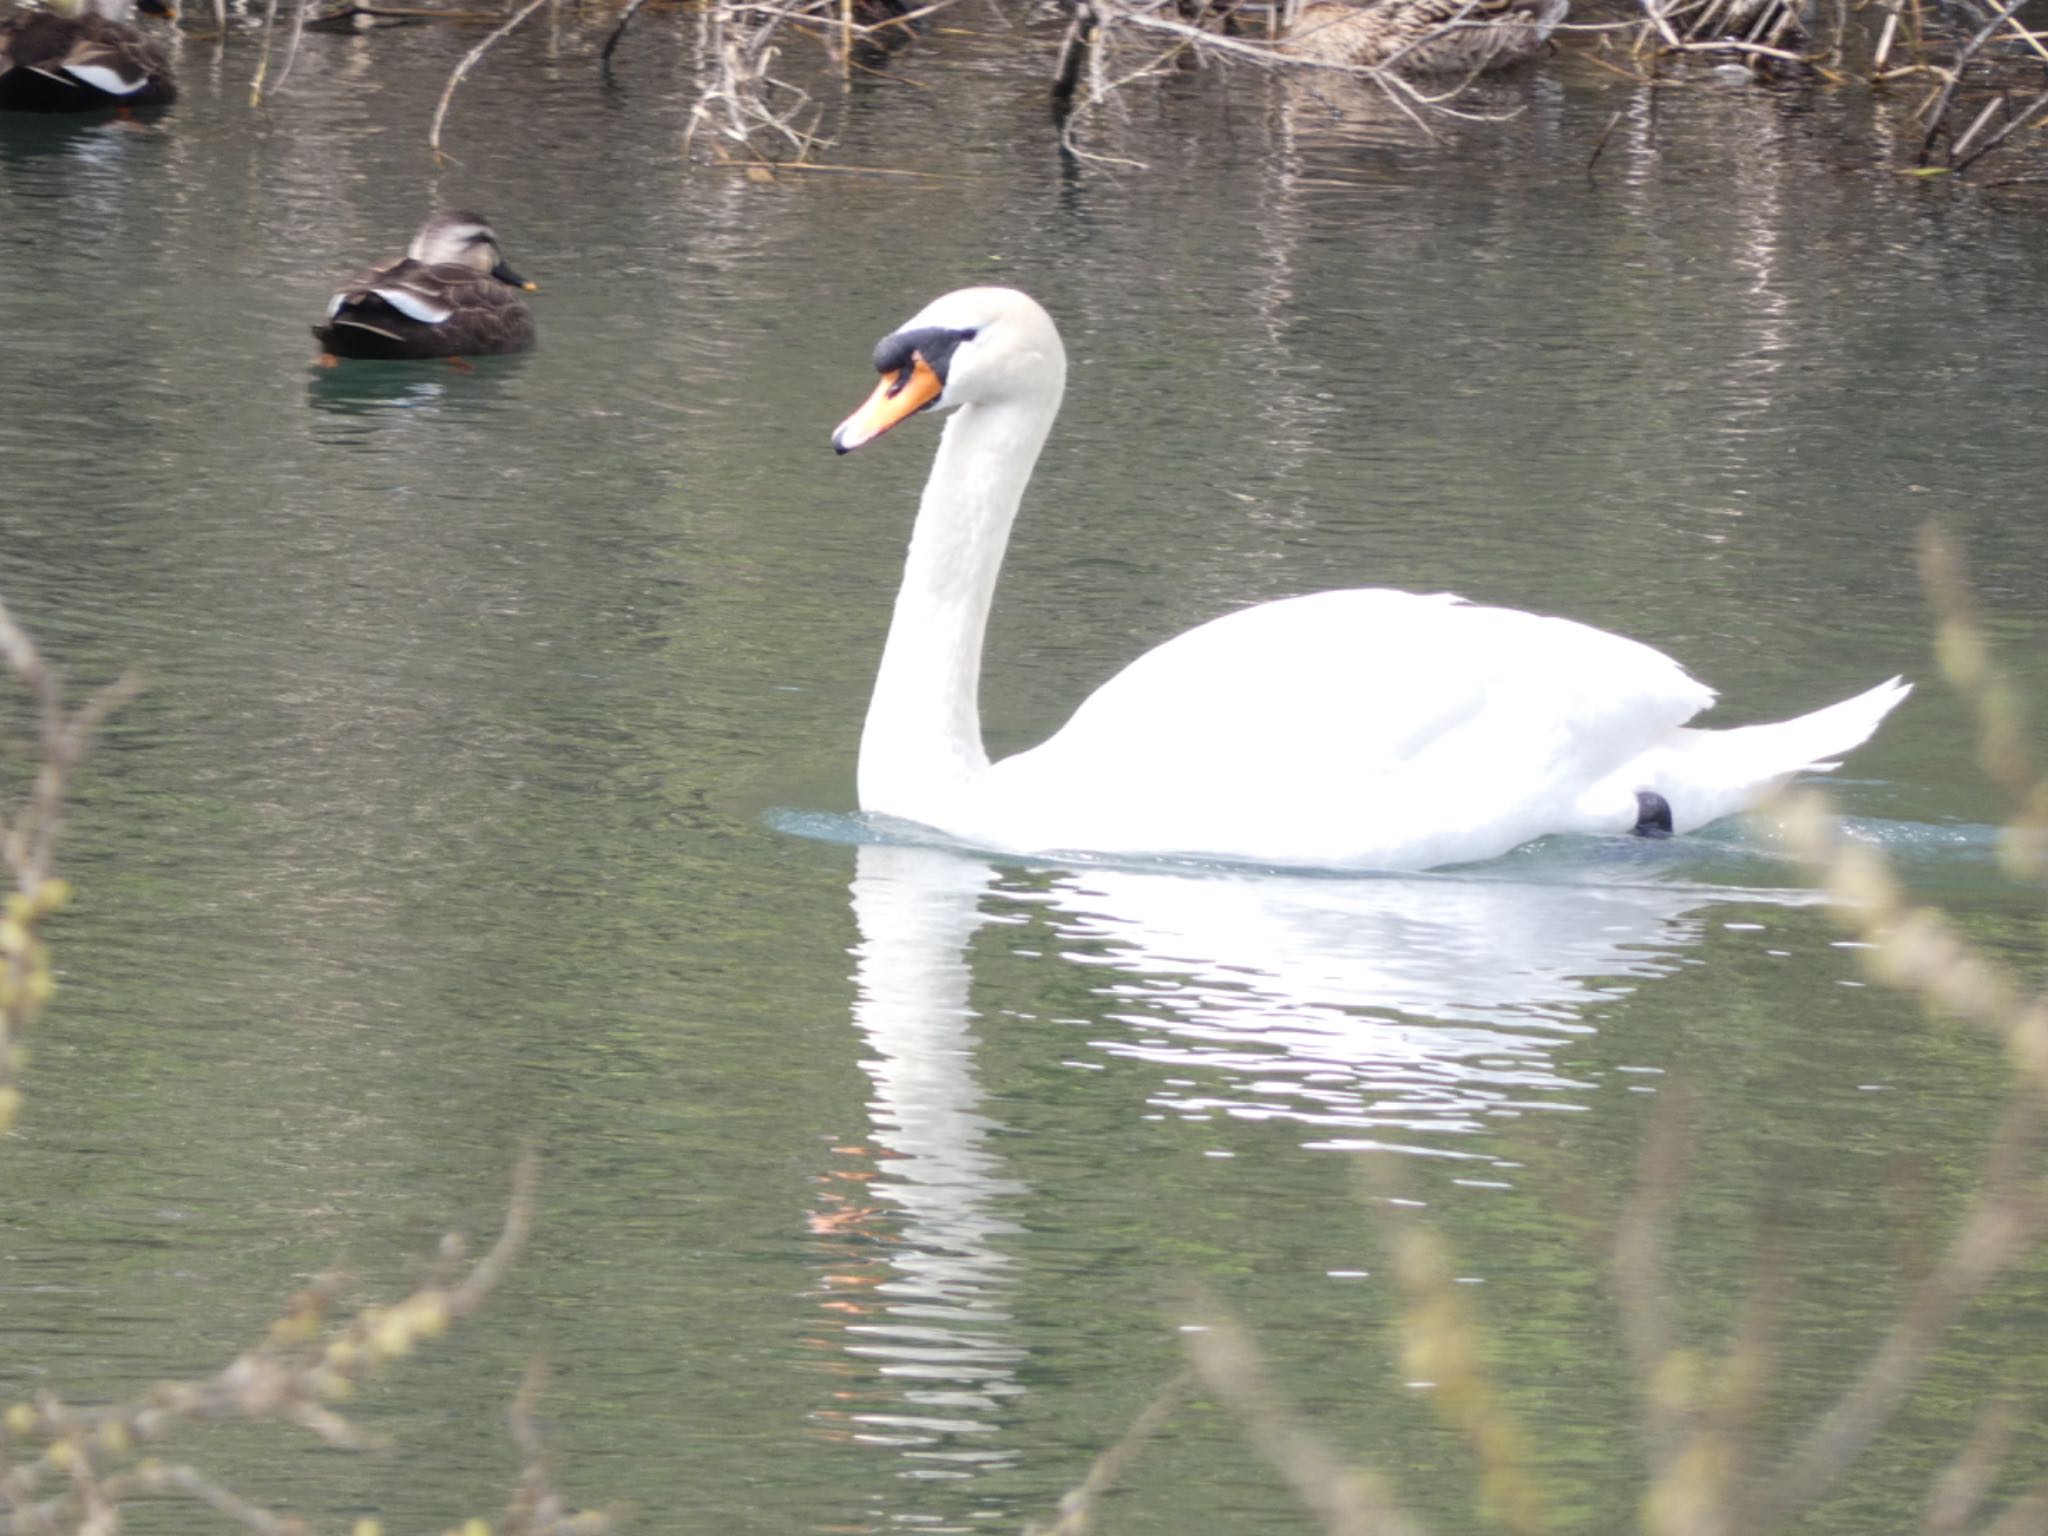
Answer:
xmin=1281 ymin=0 xmax=1567 ymax=74
xmin=313 ymin=211 xmax=537 ymax=362
xmin=0 ymin=0 xmax=175 ymax=112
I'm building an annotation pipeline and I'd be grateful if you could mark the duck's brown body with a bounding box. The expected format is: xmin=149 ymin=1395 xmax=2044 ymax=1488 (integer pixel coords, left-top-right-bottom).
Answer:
xmin=0 ymin=2 xmax=174 ymax=111
xmin=313 ymin=212 xmax=536 ymax=361
xmin=1282 ymin=0 xmax=1566 ymax=74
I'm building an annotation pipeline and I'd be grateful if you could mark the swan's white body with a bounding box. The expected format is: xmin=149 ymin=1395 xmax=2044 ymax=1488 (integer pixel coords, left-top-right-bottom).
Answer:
xmin=834 ymin=288 xmax=1908 ymax=872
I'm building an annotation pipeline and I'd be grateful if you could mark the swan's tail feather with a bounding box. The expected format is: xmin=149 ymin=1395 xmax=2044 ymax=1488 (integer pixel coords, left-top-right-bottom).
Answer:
xmin=1638 ymin=676 xmax=1912 ymax=834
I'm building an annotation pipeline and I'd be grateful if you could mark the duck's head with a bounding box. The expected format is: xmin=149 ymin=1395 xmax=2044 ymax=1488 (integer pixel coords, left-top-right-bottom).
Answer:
xmin=406 ymin=211 xmax=536 ymax=291
xmin=833 ymin=287 xmax=1066 ymax=454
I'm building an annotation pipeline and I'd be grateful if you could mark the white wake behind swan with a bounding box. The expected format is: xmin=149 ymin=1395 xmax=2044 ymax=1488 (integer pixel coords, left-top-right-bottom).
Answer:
xmin=832 ymin=287 xmax=1908 ymax=871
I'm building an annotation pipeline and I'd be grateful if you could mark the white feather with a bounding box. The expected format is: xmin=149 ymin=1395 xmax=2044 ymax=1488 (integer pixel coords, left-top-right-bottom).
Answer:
xmin=333 ymin=319 xmax=404 ymax=342
xmin=62 ymin=62 xmax=145 ymax=95
xmin=371 ymin=287 xmax=452 ymax=325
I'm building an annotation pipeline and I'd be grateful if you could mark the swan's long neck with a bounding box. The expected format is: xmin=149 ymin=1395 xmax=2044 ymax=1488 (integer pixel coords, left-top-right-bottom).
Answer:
xmin=860 ymin=387 xmax=1060 ymax=819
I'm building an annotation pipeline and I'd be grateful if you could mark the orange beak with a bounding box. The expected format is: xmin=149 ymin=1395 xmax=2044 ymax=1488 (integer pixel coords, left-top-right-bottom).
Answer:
xmin=832 ymin=353 xmax=943 ymax=454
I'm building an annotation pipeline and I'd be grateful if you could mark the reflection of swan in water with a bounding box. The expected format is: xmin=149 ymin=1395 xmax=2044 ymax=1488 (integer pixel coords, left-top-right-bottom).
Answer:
xmin=811 ymin=825 xmax=1831 ymax=1153
xmin=803 ymin=844 xmax=1026 ymax=1480
xmin=1027 ymin=853 xmax=1799 ymax=1145
xmin=804 ymin=832 xmax=1812 ymax=1501
xmin=823 ymin=831 xmax=1835 ymax=1155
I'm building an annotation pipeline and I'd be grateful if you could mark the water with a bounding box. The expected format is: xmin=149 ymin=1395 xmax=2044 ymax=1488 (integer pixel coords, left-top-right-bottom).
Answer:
xmin=2 ymin=10 xmax=2046 ymax=1532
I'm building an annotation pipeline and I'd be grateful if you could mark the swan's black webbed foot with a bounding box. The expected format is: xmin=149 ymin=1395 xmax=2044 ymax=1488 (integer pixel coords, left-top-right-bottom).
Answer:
xmin=1632 ymin=790 xmax=1674 ymax=839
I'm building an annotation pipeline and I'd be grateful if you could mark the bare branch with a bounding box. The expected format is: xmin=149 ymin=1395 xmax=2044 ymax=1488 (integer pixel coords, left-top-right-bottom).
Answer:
xmin=1028 ymin=1371 xmax=1195 ymax=1536
xmin=430 ymin=0 xmax=556 ymax=157
xmin=1180 ymin=1298 xmax=1425 ymax=1536
xmin=1613 ymin=1088 xmax=1690 ymax=1446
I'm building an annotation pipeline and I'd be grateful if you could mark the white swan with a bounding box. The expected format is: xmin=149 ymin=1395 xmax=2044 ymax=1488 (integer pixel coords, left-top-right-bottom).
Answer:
xmin=831 ymin=287 xmax=1909 ymax=871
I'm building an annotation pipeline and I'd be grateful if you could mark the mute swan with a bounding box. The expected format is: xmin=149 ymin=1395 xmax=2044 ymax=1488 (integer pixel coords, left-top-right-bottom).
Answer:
xmin=313 ymin=212 xmax=536 ymax=362
xmin=831 ymin=287 xmax=1908 ymax=872
xmin=1280 ymin=0 xmax=1567 ymax=76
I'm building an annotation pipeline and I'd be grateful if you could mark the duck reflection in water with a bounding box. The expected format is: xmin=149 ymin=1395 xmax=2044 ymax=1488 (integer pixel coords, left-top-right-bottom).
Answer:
xmin=303 ymin=351 xmax=530 ymax=441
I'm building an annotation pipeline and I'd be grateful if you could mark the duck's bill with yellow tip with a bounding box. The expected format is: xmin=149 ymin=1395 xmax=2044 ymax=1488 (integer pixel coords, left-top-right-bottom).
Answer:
xmin=492 ymin=258 xmax=538 ymax=293
xmin=832 ymin=322 xmax=978 ymax=453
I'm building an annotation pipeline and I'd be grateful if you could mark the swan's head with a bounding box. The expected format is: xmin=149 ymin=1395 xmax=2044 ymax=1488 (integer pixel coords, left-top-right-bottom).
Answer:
xmin=832 ymin=287 xmax=1065 ymax=454
xmin=406 ymin=211 xmax=536 ymax=290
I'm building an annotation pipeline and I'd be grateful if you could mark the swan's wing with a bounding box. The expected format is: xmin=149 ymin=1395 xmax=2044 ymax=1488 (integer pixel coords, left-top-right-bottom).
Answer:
xmin=984 ymin=589 xmax=1714 ymax=867
xmin=1048 ymin=589 xmax=1712 ymax=773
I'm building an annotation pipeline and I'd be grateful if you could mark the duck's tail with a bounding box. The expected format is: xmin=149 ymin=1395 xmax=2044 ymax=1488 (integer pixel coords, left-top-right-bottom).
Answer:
xmin=1600 ymin=676 xmax=1912 ymax=835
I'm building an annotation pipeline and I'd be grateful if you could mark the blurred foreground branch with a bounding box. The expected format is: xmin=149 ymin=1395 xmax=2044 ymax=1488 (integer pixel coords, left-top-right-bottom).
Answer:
xmin=0 ymin=598 xmax=135 ymax=1135
xmin=0 ymin=1152 xmax=618 ymax=1536
xmin=0 ymin=591 xmax=617 ymax=1536
xmin=1028 ymin=519 xmax=2048 ymax=1534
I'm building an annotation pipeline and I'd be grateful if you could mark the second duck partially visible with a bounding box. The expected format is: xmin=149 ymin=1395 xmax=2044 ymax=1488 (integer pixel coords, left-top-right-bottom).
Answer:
xmin=1280 ymin=0 xmax=1567 ymax=74
xmin=313 ymin=211 xmax=536 ymax=361
xmin=0 ymin=0 xmax=176 ymax=113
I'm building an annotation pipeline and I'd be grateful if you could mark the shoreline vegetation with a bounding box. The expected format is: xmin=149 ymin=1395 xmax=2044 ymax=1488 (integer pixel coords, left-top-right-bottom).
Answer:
xmin=3 ymin=522 xmax=2046 ymax=1531
xmin=689 ymin=0 xmax=2048 ymax=177
xmin=171 ymin=0 xmax=2048 ymax=181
